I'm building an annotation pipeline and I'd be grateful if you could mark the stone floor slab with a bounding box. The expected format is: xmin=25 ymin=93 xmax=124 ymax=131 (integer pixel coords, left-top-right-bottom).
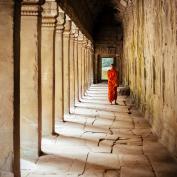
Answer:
xmin=113 ymin=144 xmax=143 ymax=155
xmin=119 ymin=154 xmax=150 ymax=167
xmin=88 ymin=152 xmax=120 ymax=169
xmin=121 ymin=167 xmax=154 ymax=177
xmin=21 ymin=84 xmax=177 ymax=177
xmin=111 ymin=120 xmax=134 ymax=129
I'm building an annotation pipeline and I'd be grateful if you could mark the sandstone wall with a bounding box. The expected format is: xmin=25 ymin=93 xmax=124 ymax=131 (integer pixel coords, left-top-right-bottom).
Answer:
xmin=123 ymin=0 xmax=177 ymax=155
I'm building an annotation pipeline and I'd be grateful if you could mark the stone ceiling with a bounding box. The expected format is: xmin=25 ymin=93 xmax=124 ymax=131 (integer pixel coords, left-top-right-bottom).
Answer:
xmin=85 ymin=0 xmax=129 ymax=24
xmin=58 ymin=0 xmax=130 ymax=39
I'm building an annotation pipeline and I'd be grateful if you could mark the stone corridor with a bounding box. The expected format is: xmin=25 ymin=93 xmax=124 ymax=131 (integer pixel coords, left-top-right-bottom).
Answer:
xmin=21 ymin=84 xmax=177 ymax=177
xmin=1 ymin=0 xmax=177 ymax=176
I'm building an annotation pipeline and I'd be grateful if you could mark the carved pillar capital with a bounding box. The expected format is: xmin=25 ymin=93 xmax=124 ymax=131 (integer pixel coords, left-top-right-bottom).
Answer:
xmin=78 ymin=31 xmax=84 ymax=44
xmin=82 ymin=36 xmax=88 ymax=47
xmin=21 ymin=0 xmax=41 ymax=16
xmin=87 ymin=40 xmax=92 ymax=50
xmin=41 ymin=0 xmax=58 ymax=27
xmin=70 ymin=22 xmax=77 ymax=39
xmin=56 ymin=7 xmax=66 ymax=31
xmin=63 ymin=16 xmax=71 ymax=37
xmin=74 ymin=26 xmax=79 ymax=41
xmin=90 ymin=42 xmax=94 ymax=52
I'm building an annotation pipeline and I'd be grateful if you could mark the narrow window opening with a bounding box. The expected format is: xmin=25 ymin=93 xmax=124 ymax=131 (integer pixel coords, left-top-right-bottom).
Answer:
xmin=101 ymin=57 xmax=114 ymax=81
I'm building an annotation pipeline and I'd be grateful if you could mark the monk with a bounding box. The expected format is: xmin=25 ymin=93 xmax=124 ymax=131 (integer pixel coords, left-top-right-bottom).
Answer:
xmin=107 ymin=64 xmax=118 ymax=105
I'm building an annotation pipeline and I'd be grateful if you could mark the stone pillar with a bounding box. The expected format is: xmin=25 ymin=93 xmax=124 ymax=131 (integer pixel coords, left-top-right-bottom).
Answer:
xmin=87 ymin=40 xmax=92 ymax=87
xmin=87 ymin=40 xmax=91 ymax=89
xmin=69 ymin=22 xmax=76 ymax=113
xmin=85 ymin=38 xmax=89 ymax=91
xmin=78 ymin=31 xmax=84 ymax=100
xmin=55 ymin=7 xmax=65 ymax=123
xmin=0 ymin=0 xmax=18 ymax=176
xmin=81 ymin=37 xmax=87 ymax=97
xmin=74 ymin=27 xmax=79 ymax=104
xmin=90 ymin=42 xmax=94 ymax=86
xmin=97 ymin=54 xmax=102 ymax=83
xmin=93 ymin=52 xmax=99 ymax=84
xmin=20 ymin=1 xmax=41 ymax=160
xmin=63 ymin=16 xmax=71 ymax=116
xmin=94 ymin=54 xmax=99 ymax=84
xmin=91 ymin=44 xmax=94 ymax=84
xmin=41 ymin=0 xmax=58 ymax=136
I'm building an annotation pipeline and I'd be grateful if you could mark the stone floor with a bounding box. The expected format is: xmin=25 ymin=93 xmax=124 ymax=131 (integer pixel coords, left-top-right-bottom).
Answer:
xmin=21 ymin=83 xmax=177 ymax=177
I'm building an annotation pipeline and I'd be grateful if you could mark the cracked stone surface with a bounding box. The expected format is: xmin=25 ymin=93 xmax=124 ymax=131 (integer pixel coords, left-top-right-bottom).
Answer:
xmin=21 ymin=84 xmax=177 ymax=177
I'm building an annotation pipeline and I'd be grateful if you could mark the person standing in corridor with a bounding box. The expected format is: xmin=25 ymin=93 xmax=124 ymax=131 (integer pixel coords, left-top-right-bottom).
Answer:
xmin=107 ymin=64 xmax=118 ymax=105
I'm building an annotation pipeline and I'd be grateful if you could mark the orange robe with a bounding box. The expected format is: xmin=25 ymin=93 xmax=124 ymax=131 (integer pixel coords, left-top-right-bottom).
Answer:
xmin=107 ymin=68 xmax=118 ymax=103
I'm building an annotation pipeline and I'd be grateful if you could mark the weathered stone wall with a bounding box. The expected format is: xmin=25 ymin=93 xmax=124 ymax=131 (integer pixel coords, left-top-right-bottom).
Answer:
xmin=0 ymin=0 xmax=15 ymax=176
xmin=123 ymin=0 xmax=177 ymax=155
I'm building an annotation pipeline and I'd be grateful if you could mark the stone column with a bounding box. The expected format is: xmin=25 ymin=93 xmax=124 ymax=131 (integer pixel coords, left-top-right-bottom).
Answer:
xmin=94 ymin=54 xmax=99 ymax=84
xmin=0 ymin=0 xmax=18 ymax=176
xmin=87 ymin=40 xmax=92 ymax=87
xmin=41 ymin=0 xmax=58 ymax=136
xmin=63 ymin=16 xmax=71 ymax=116
xmin=81 ymin=37 xmax=84 ymax=98
xmin=78 ymin=31 xmax=84 ymax=100
xmin=55 ymin=7 xmax=65 ymax=123
xmin=97 ymin=54 xmax=102 ymax=83
xmin=74 ymin=27 xmax=79 ymax=104
xmin=90 ymin=44 xmax=94 ymax=84
xmin=81 ymin=37 xmax=87 ymax=97
xmin=85 ymin=38 xmax=89 ymax=91
xmin=90 ymin=42 xmax=94 ymax=86
xmin=20 ymin=1 xmax=41 ymax=160
xmin=69 ymin=22 xmax=76 ymax=113
xmin=87 ymin=40 xmax=91 ymax=89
